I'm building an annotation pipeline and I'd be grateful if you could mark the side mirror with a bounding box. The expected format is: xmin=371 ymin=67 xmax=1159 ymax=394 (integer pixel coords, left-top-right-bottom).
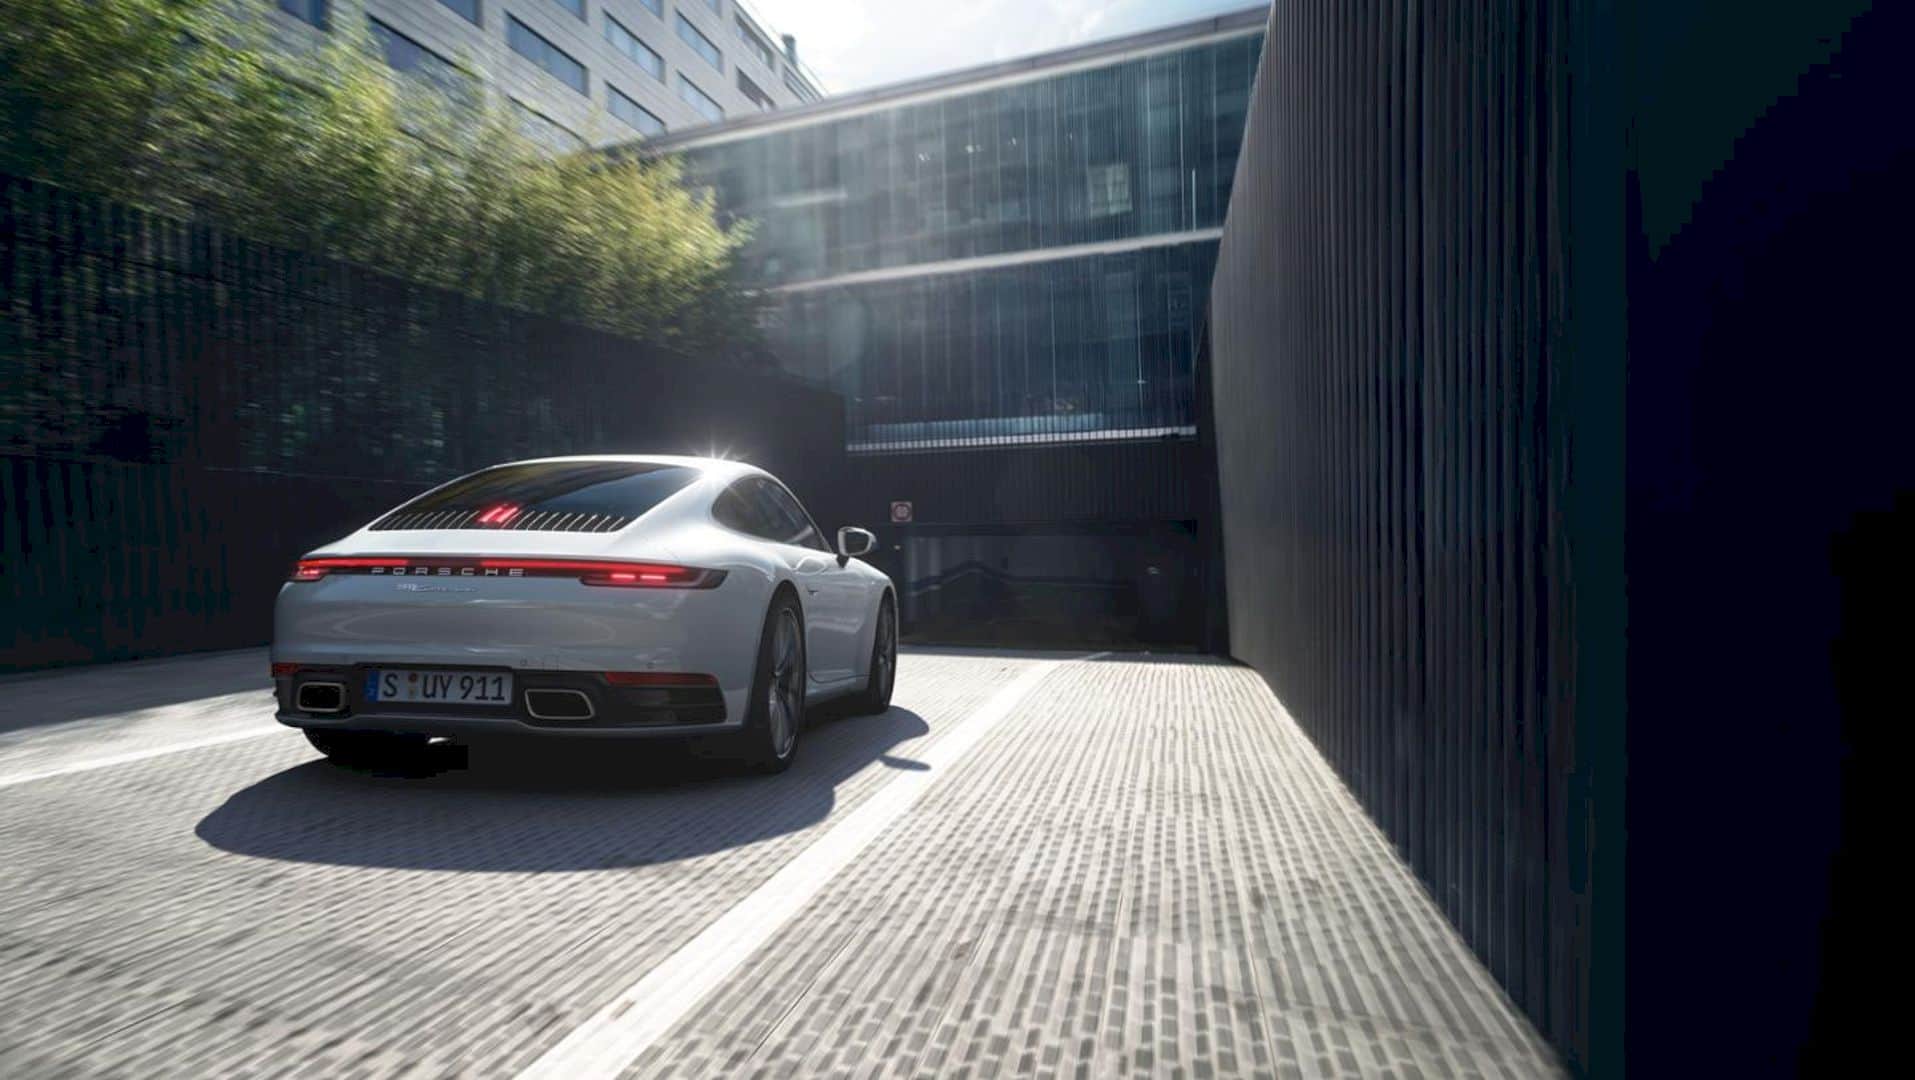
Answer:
xmin=836 ymin=526 xmax=876 ymax=559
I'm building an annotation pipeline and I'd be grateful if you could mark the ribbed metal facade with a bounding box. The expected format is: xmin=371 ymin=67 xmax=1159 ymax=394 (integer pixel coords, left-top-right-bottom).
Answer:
xmin=1211 ymin=0 xmax=1915 ymax=1074
xmin=0 ymin=173 xmax=846 ymax=672
xmin=1208 ymin=3 xmax=1623 ymax=1073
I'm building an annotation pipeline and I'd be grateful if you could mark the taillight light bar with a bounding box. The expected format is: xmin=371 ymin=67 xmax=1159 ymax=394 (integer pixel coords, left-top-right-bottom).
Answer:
xmin=292 ymin=557 xmax=409 ymax=581
xmin=288 ymin=556 xmax=725 ymax=589
xmin=490 ymin=559 xmax=723 ymax=588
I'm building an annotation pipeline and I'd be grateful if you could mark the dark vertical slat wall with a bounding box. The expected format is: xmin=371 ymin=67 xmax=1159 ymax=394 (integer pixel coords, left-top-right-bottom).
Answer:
xmin=1207 ymin=2 xmax=1622 ymax=1073
xmin=1212 ymin=0 xmax=1913 ymax=1074
xmin=0 ymin=173 xmax=847 ymax=673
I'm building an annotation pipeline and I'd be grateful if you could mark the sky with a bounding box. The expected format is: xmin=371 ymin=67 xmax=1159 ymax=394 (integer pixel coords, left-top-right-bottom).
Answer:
xmin=744 ymin=0 xmax=1268 ymax=95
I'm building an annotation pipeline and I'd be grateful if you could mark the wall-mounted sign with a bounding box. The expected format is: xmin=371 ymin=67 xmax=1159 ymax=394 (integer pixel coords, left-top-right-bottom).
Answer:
xmin=890 ymin=500 xmax=913 ymax=524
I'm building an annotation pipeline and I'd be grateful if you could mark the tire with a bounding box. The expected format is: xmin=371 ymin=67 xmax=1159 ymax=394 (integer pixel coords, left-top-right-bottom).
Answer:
xmin=847 ymin=595 xmax=898 ymax=715
xmin=738 ymin=592 xmax=806 ymax=774
xmin=305 ymin=729 xmax=430 ymax=770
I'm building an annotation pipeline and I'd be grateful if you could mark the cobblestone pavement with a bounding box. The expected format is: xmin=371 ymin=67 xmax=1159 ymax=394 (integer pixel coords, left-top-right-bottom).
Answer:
xmin=0 ymin=649 xmax=1560 ymax=1079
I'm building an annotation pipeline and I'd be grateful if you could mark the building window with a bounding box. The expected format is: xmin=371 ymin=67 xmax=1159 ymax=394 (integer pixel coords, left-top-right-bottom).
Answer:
xmin=659 ymin=31 xmax=1268 ymax=447
xmin=512 ymin=100 xmax=584 ymax=153
xmin=437 ymin=0 xmax=480 ymax=24
xmin=278 ymin=0 xmax=328 ymax=28
xmin=676 ymin=74 xmax=724 ymax=123
xmin=608 ymin=85 xmax=666 ymax=137
xmin=550 ymin=0 xmax=584 ymax=19
xmin=507 ymin=16 xmax=587 ymax=94
xmin=370 ymin=18 xmax=471 ymax=106
xmin=605 ymin=15 xmax=663 ymax=81
xmin=737 ymin=71 xmax=773 ymax=111
xmin=637 ymin=0 xmax=661 ymax=15
xmin=782 ymin=68 xmax=816 ymax=102
xmin=675 ymin=12 xmax=722 ymax=71
xmin=1088 ymin=163 xmax=1133 ymax=218
xmin=734 ymin=17 xmax=776 ymax=69
xmin=704 ymin=0 xmax=723 ymax=13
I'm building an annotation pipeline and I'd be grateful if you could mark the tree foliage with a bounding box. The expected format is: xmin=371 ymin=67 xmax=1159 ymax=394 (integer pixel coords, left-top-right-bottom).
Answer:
xmin=0 ymin=0 xmax=758 ymax=353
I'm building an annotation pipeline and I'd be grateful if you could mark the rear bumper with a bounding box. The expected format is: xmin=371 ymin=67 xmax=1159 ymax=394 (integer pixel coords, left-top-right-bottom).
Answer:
xmin=275 ymin=665 xmax=739 ymax=740
xmin=271 ymin=573 xmax=767 ymax=733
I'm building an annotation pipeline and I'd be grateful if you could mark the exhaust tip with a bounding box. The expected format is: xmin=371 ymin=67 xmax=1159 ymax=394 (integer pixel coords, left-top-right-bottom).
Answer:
xmin=296 ymin=681 xmax=346 ymax=714
xmin=525 ymin=688 xmax=596 ymax=721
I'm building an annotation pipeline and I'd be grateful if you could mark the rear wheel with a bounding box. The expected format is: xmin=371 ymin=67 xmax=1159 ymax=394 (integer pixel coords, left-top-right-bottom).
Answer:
xmin=738 ymin=594 xmax=806 ymax=774
xmin=848 ymin=596 xmax=897 ymax=715
xmin=305 ymin=729 xmax=430 ymax=770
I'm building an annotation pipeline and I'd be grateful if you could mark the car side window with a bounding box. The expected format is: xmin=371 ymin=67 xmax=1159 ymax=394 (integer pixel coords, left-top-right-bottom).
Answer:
xmin=714 ymin=477 xmax=829 ymax=551
xmin=758 ymin=480 xmax=831 ymax=552
xmin=747 ymin=479 xmax=806 ymax=548
xmin=713 ymin=480 xmax=771 ymax=537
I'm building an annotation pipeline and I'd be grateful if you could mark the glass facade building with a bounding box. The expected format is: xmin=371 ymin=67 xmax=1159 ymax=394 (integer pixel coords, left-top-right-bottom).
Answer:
xmin=769 ymin=242 xmax=1217 ymax=450
xmin=659 ymin=14 xmax=1264 ymax=450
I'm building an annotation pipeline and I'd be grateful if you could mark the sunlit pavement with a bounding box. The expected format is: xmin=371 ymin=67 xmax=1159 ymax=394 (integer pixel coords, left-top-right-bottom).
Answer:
xmin=0 ymin=648 xmax=1559 ymax=1078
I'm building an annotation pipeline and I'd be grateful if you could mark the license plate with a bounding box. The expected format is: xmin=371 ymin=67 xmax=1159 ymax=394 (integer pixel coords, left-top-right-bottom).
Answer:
xmin=365 ymin=669 xmax=513 ymax=706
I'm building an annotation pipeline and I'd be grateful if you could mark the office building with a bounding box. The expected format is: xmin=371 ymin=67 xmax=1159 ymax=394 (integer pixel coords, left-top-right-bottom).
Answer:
xmin=639 ymin=8 xmax=1268 ymax=646
xmin=646 ymin=7 xmax=1263 ymax=450
xmin=269 ymin=0 xmax=823 ymax=151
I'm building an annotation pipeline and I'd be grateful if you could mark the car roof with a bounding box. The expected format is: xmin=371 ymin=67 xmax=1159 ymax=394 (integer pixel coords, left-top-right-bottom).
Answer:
xmin=485 ymin=454 xmax=767 ymax=482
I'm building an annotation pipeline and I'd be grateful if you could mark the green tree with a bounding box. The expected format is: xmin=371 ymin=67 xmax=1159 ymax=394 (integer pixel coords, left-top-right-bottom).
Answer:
xmin=0 ymin=0 xmax=758 ymax=353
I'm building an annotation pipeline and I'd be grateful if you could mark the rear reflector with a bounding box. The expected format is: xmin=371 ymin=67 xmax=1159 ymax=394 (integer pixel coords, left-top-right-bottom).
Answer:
xmin=289 ymin=556 xmax=724 ymax=588
xmin=604 ymin=671 xmax=720 ymax=687
xmin=271 ymin=662 xmax=302 ymax=677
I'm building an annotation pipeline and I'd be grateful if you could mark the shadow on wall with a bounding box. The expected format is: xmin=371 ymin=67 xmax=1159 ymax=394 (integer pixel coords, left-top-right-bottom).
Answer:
xmin=195 ymin=707 xmax=928 ymax=873
xmin=1622 ymin=1 xmax=1914 ymax=1067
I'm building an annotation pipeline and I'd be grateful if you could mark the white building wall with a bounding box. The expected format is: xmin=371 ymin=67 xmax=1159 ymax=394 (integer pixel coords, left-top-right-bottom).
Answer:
xmin=265 ymin=0 xmax=821 ymax=147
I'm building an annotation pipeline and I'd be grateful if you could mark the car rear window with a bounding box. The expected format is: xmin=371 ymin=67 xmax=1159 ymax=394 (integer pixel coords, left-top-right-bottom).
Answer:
xmin=372 ymin=461 xmax=700 ymax=532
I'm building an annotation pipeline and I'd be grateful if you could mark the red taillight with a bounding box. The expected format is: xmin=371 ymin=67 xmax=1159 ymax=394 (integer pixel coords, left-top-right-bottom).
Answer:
xmin=287 ymin=556 xmax=723 ymax=588
xmin=478 ymin=503 xmax=522 ymax=525
xmin=271 ymin=662 xmax=302 ymax=677
xmin=291 ymin=557 xmax=410 ymax=581
xmin=587 ymin=566 xmax=711 ymax=588
xmin=476 ymin=559 xmax=724 ymax=589
xmin=604 ymin=671 xmax=720 ymax=687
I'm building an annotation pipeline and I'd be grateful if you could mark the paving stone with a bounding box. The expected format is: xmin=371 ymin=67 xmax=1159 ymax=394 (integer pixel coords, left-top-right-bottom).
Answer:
xmin=622 ymin=657 xmax=1560 ymax=1079
xmin=0 ymin=650 xmax=1559 ymax=1078
xmin=0 ymin=651 xmax=1032 ymax=1077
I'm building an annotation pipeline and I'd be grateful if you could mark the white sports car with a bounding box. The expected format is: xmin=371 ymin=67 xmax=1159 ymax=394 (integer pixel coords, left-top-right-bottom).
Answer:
xmin=271 ymin=455 xmax=897 ymax=773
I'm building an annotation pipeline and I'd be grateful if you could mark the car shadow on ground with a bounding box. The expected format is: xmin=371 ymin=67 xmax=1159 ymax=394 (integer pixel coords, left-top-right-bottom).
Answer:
xmin=193 ymin=705 xmax=929 ymax=873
